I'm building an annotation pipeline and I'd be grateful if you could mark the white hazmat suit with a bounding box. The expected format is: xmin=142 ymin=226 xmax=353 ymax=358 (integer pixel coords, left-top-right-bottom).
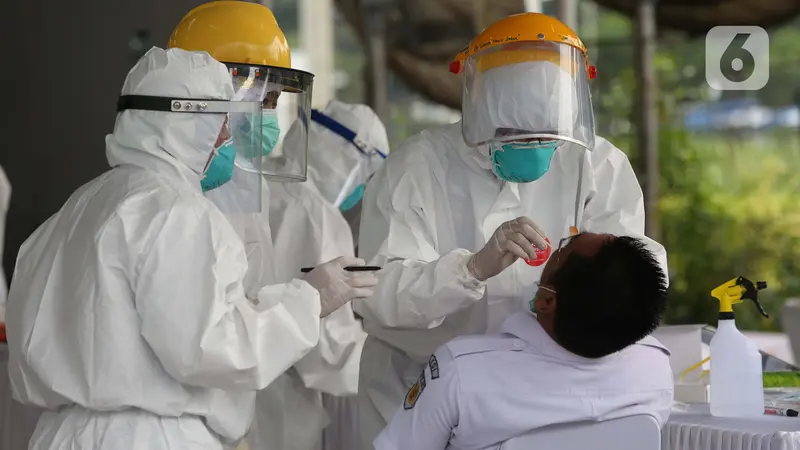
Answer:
xmin=239 ymin=101 xmax=388 ymax=450
xmin=354 ymin=75 xmax=668 ymax=447
xmin=5 ymin=47 xmax=349 ymax=450
xmin=0 ymin=165 xmax=9 ymax=321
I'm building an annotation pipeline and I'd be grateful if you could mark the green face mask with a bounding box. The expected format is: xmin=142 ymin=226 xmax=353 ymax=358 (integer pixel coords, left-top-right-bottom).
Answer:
xmin=490 ymin=140 xmax=558 ymax=183
xmin=237 ymin=112 xmax=281 ymax=157
xmin=201 ymin=112 xmax=280 ymax=192
xmin=339 ymin=183 xmax=366 ymax=212
xmin=201 ymin=140 xmax=236 ymax=192
xmin=258 ymin=113 xmax=281 ymax=156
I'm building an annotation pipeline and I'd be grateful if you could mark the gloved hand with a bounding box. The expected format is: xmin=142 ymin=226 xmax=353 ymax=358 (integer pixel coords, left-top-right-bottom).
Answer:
xmin=304 ymin=256 xmax=379 ymax=317
xmin=467 ymin=216 xmax=548 ymax=281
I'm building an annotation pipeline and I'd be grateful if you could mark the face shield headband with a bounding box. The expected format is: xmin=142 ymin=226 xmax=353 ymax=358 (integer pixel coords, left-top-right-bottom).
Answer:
xmin=117 ymin=95 xmax=260 ymax=115
xmin=310 ymin=109 xmax=388 ymax=160
xmin=117 ymin=94 xmax=266 ymax=213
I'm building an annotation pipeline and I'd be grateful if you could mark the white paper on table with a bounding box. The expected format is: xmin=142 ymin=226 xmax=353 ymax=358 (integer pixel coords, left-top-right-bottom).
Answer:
xmin=652 ymin=325 xmax=709 ymax=381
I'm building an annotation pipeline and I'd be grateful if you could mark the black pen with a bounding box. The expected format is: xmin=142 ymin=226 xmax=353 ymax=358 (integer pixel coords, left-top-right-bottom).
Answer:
xmin=301 ymin=266 xmax=382 ymax=274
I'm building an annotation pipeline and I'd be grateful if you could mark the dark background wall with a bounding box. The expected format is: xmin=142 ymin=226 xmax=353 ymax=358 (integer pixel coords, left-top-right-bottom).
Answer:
xmin=0 ymin=0 xmax=210 ymax=284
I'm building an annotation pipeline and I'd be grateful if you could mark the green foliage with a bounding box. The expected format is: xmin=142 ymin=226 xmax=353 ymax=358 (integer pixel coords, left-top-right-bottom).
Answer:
xmin=590 ymin=7 xmax=800 ymax=330
xmin=755 ymin=25 xmax=800 ymax=107
xmin=658 ymin=132 xmax=800 ymax=331
xmin=610 ymin=129 xmax=800 ymax=331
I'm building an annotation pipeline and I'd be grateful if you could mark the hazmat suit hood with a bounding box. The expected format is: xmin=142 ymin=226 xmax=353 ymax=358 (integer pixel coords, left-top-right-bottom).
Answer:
xmin=106 ymin=47 xmax=234 ymax=187
xmin=469 ymin=60 xmax=594 ymax=155
xmin=283 ymin=100 xmax=389 ymax=208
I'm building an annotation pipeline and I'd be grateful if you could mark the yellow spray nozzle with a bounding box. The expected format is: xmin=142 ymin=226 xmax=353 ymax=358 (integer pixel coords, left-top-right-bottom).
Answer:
xmin=710 ymin=278 xmax=745 ymax=313
xmin=711 ymin=276 xmax=768 ymax=317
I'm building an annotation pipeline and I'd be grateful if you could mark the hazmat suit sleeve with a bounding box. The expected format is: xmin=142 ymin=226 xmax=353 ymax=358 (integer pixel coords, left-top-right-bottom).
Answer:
xmin=292 ymin=203 xmax=366 ymax=396
xmin=135 ymin=197 xmax=321 ymax=391
xmin=354 ymin=146 xmax=487 ymax=330
xmin=583 ymin=138 xmax=669 ymax=281
xmin=295 ymin=305 xmax=365 ymax=395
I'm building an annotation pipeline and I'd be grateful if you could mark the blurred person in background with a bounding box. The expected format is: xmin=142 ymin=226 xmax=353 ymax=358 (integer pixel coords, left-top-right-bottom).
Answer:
xmin=170 ymin=3 xmax=382 ymax=450
xmin=256 ymin=100 xmax=388 ymax=450
xmin=282 ymin=101 xmax=389 ymax=256
xmin=354 ymin=12 xmax=669 ymax=448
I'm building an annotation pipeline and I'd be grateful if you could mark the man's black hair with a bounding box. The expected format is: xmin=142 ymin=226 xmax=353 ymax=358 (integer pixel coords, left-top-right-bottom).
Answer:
xmin=551 ymin=236 xmax=668 ymax=358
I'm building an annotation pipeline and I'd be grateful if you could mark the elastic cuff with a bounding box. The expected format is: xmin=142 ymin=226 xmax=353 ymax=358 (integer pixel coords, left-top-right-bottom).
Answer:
xmin=257 ymin=279 xmax=322 ymax=319
xmin=454 ymin=250 xmax=485 ymax=290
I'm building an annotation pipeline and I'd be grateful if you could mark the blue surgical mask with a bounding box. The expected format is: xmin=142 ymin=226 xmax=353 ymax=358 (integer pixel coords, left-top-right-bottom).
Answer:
xmin=490 ymin=140 xmax=559 ymax=183
xmin=201 ymin=140 xmax=236 ymax=192
xmin=339 ymin=183 xmax=365 ymax=211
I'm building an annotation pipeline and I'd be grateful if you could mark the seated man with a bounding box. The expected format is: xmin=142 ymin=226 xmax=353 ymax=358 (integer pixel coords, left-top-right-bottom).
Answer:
xmin=374 ymin=232 xmax=672 ymax=450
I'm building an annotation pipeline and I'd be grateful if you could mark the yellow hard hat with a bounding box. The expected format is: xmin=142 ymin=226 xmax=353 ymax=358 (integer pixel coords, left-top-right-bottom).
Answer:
xmin=168 ymin=1 xmax=291 ymax=69
xmin=456 ymin=13 xmax=597 ymax=151
xmin=449 ymin=13 xmax=596 ymax=80
xmin=169 ymin=1 xmax=315 ymax=183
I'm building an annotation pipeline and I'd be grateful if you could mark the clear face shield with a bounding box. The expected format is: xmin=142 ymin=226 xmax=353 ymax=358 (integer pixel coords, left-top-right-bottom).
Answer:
xmin=461 ymin=41 xmax=596 ymax=151
xmin=307 ymin=108 xmax=388 ymax=210
xmin=204 ymin=64 xmax=314 ymax=214
xmin=228 ymin=65 xmax=314 ymax=183
xmin=331 ymin=152 xmax=379 ymax=210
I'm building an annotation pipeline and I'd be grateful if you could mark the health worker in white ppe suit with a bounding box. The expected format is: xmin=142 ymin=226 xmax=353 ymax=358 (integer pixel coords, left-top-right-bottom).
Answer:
xmin=354 ymin=12 xmax=669 ymax=449
xmin=5 ymin=44 xmax=375 ymax=449
xmin=206 ymin=102 xmax=387 ymax=450
xmin=251 ymin=100 xmax=389 ymax=450
xmin=168 ymin=4 xmax=380 ymax=450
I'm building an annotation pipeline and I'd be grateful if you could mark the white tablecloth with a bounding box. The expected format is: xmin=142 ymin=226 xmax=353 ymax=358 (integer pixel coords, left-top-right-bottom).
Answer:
xmin=665 ymin=404 xmax=800 ymax=450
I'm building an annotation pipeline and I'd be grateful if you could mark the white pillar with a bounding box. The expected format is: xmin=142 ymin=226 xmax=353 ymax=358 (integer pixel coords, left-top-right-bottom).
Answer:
xmin=555 ymin=0 xmax=578 ymax=30
xmin=524 ymin=0 xmax=542 ymax=12
xmin=581 ymin=0 xmax=599 ymax=64
xmin=299 ymin=0 xmax=335 ymax=108
xmin=633 ymin=0 xmax=660 ymax=240
xmin=364 ymin=31 xmax=389 ymax=123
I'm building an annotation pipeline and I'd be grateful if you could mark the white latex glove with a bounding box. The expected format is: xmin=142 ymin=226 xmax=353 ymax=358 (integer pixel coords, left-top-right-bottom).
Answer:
xmin=467 ymin=216 xmax=548 ymax=281
xmin=304 ymin=256 xmax=379 ymax=317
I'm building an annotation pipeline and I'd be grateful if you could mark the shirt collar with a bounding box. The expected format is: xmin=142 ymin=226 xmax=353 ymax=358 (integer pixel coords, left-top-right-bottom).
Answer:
xmin=499 ymin=312 xmax=611 ymax=364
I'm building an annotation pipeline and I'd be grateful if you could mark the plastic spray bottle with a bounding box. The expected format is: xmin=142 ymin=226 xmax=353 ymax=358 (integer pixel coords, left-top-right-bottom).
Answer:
xmin=709 ymin=276 xmax=768 ymax=417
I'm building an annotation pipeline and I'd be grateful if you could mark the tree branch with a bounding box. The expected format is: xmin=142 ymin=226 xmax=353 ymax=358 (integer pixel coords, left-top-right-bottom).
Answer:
xmin=332 ymin=0 xmax=524 ymax=108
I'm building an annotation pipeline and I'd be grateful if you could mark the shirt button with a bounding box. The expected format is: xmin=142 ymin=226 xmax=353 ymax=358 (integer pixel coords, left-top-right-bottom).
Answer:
xmin=512 ymin=340 xmax=525 ymax=350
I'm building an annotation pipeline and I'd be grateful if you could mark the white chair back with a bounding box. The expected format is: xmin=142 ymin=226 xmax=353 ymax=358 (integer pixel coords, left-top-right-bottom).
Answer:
xmin=500 ymin=414 xmax=661 ymax=450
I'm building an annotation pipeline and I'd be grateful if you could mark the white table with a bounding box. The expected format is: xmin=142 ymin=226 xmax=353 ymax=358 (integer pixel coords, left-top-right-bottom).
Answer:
xmin=665 ymin=404 xmax=800 ymax=450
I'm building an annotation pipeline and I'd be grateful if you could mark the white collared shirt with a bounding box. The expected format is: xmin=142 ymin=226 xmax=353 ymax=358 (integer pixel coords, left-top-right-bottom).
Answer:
xmin=374 ymin=312 xmax=673 ymax=450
